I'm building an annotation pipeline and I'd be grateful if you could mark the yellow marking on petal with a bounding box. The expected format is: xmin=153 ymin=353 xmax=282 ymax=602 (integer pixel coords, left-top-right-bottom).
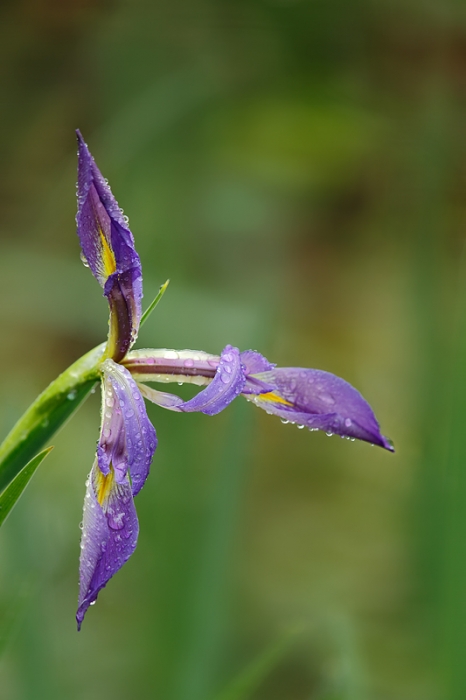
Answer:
xmin=258 ymin=391 xmax=293 ymax=406
xmin=100 ymin=229 xmax=116 ymax=278
xmin=95 ymin=466 xmax=115 ymax=506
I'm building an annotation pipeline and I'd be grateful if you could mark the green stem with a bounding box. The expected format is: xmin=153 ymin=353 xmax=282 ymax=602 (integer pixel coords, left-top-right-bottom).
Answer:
xmin=0 ymin=343 xmax=105 ymax=493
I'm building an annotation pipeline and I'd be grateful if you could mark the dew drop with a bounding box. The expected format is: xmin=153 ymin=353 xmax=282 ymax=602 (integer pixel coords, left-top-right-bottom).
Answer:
xmin=344 ymin=418 xmax=352 ymax=428
xmin=80 ymin=251 xmax=90 ymax=268
xmin=67 ymin=390 xmax=77 ymax=400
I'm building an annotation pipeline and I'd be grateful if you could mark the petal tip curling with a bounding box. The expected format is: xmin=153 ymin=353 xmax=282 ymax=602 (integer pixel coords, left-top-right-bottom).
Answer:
xmin=381 ymin=435 xmax=395 ymax=452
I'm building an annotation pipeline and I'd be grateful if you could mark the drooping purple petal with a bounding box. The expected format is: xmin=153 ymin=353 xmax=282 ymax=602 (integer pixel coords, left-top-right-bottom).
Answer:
xmin=137 ymin=345 xmax=246 ymax=416
xmin=248 ymin=367 xmax=394 ymax=451
xmin=99 ymin=359 xmax=157 ymax=495
xmin=76 ymin=130 xmax=142 ymax=361
xmin=76 ymin=462 xmax=139 ymax=630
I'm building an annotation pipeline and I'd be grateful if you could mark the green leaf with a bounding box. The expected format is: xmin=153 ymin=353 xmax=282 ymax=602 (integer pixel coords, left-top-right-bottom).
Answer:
xmin=140 ymin=279 xmax=170 ymax=327
xmin=213 ymin=626 xmax=301 ymax=700
xmin=0 ymin=343 xmax=104 ymax=494
xmin=0 ymin=446 xmax=53 ymax=527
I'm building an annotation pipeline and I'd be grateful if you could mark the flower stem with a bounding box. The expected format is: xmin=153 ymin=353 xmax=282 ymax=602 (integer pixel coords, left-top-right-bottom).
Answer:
xmin=0 ymin=343 xmax=105 ymax=493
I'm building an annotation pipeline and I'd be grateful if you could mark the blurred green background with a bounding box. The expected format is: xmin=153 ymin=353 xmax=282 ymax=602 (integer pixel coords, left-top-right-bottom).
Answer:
xmin=1 ymin=0 xmax=465 ymax=698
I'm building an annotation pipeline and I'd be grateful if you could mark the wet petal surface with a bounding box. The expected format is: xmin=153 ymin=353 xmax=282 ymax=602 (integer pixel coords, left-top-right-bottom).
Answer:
xmin=248 ymin=367 xmax=394 ymax=451
xmin=76 ymin=462 xmax=139 ymax=630
xmin=138 ymin=345 xmax=245 ymax=416
xmin=99 ymin=359 xmax=157 ymax=495
xmin=76 ymin=131 xmax=142 ymax=360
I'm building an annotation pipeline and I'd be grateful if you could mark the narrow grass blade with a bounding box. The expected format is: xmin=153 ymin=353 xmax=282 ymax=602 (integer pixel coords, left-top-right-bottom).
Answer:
xmin=140 ymin=279 xmax=170 ymax=328
xmin=213 ymin=626 xmax=301 ymax=700
xmin=0 ymin=447 xmax=53 ymax=527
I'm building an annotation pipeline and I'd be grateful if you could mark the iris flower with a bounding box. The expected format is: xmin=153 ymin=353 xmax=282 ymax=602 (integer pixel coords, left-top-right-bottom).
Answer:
xmin=75 ymin=131 xmax=394 ymax=629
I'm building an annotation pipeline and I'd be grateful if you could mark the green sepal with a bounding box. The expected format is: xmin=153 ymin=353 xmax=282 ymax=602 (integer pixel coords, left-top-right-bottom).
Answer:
xmin=0 ymin=343 xmax=105 ymax=494
xmin=0 ymin=446 xmax=54 ymax=527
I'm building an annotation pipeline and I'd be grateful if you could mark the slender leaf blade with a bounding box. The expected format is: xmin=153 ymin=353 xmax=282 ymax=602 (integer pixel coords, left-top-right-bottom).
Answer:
xmin=0 ymin=447 xmax=53 ymax=527
xmin=0 ymin=343 xmax=104 ymax=493
xmin=140 ymin=279 xmax=170 ymax=327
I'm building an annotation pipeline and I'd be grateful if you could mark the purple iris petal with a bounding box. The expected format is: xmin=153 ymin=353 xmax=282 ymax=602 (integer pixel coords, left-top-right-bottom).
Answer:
xmin=76 ymin=131 xmax=142 ymax=361
xmin=249 ymin=367 xmax=394 ymax=451
xmin=76 ymin=462 xmax=139 ymax=630
xmin=180 ymin=345 xmax=245 ymax=415
xmin=137 ymin=345 xmax=246 ymax=416
xmin=240 ymin=350 xmax=276 ymax=394
xmin=99 ymin=359 xmax=157 ymax=495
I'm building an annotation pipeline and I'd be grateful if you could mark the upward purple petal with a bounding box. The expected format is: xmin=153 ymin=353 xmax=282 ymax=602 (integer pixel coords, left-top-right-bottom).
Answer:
xmin=76 ymin=131 xmax=142 ymax=360
xmin=248 ymin=367 xmax=394 ymax=451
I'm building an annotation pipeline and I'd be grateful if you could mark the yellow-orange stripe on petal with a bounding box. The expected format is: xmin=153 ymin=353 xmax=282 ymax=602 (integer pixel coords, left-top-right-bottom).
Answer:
xmin=94 ymin=466 xmax=115 ymax=506
xmin=100 ymin=230 xmax=117 ymax=278
xmin=256 ymin=391 xmax=293 ymax=407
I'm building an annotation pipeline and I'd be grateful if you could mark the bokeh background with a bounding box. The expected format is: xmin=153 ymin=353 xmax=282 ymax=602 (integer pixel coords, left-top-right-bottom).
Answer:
xmin=1 ymin=0 xmax=466 ymax=698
